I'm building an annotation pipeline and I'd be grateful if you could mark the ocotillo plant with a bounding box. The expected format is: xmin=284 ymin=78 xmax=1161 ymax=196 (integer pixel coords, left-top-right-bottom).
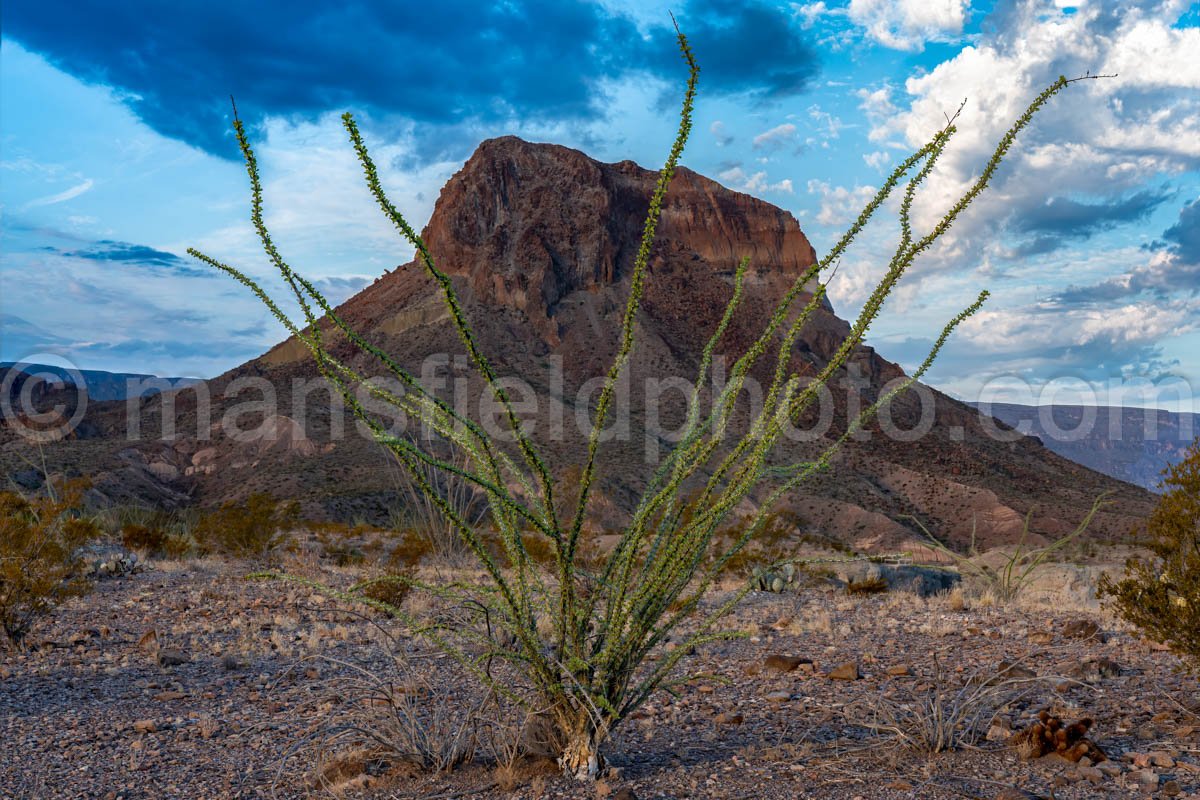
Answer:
xmin=190 ymin=27 xmax=1098 ymax=780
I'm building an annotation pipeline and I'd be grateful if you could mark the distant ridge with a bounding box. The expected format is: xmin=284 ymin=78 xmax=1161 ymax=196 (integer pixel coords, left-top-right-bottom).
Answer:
xmin=0 ymin=362 xmax=199 ymax=403
xmin=973 ymin=402 xmax=1198 ymax=492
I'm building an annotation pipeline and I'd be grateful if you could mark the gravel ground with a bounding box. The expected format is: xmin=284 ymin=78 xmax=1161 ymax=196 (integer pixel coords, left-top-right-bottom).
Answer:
xmin=3 ymin=555 xmax=1199 ymax=800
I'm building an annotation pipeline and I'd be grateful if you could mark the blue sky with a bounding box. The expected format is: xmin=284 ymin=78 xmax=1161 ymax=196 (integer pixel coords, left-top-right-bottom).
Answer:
xmin=2 ymin=0 xmax=1198 ymax=411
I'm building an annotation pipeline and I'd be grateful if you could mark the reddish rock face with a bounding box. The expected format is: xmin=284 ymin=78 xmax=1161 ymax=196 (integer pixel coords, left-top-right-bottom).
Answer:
xmin=422 ymin=136 xmax=826 ymax=341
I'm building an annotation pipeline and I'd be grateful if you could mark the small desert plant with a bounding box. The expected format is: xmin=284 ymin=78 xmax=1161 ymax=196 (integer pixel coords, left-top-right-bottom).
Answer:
xmin=1010 ymin=710 xmax=1107 ymax=762
xmin=1100 ymin=439 xmax=1200 ymax=671
xmin=194 ymin=492 xmax=299 ymax=557
xmin=0 ymin=480 xmax=98 ymax=647
xmin=909 ymin=494 xmax=1107 ymax=604
xmin=355 ymin=532 xmax=431 ymax=612
xmin=845 ymin=575 xmax=889 ymax=596
xmin=855 ymin=656 xmax=1049 ymax=755
xmin=309 ymin=626 xmax=486 ymax=788
xmin=191 ymin=22 xmax=1098 ymax=779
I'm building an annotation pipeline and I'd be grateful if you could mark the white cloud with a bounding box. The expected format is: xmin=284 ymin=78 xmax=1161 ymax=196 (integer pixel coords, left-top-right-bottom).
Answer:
xmin=807 ymin=104 xmax=846 ymax=144
xmin=719 ymin=166 xmax=795 ymax=195
xmin=172 ymin=112 xmax=460 ymax=283
xmin=711 ymin=120 xmax=733 ymax=147
xmin=752 ymin=122 xmax=798 ymax=150
xmin=961 ymin=300 xmax=1200 ymax=355
xmin=847 ymin=0 xmax=969 ymax=51
xmin=863 ymin=150 xmax=891 ymax=169
xmin=793 ymin=2 xmax=834 ymax=28
xmin=25 ymin=178 xmax=94 ymax=208
xmin=856 ymin=86 xmax=898 ymax=143
xmin=806 ymin=179 xmax=877 ymax=226
xmin=868 ymin=1 xmax=1200 ymax=277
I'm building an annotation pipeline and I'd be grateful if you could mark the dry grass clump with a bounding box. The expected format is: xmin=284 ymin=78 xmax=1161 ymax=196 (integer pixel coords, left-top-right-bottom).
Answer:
xmin=307 ymin=624 xmax=558 ymax=793
xmin=854 ymin=656 xmax=1049 ymax=755
xmin=309 ymin=520 xmax=385 ymax=566
xmin=0 ymin=479 xmax=98 ymax=647
xmin=354 ymin=532 xmax=432 ymax=614
xmin=194 ymin=492 xmax=299 ymax=557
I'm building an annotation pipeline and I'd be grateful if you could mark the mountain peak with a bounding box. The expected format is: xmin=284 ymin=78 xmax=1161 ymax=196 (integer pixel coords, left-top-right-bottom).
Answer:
xmin=420 ymin=136 xmax=825 ymax=335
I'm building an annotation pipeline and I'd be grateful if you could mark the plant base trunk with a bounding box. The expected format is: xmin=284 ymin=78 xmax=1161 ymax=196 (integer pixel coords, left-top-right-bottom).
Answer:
xmin=559 ymin=729 xmax=605 ymax=781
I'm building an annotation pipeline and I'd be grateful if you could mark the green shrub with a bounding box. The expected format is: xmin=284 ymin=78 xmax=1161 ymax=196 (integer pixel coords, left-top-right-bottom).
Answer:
xmin=1100 ymin=439 xmax=1200 ymax=670
xmin=193 ymin=24 xmax=1091 ymax=779
xmin=195 ymin=492 xmax=299 ymax=557
xmin=0 ymin=480 xmax=98 ymax=647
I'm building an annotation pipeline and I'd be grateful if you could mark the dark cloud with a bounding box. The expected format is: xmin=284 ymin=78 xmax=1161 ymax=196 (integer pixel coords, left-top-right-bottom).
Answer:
xmin=1053 ymin=259 xmax=1200 ymax=305
xmin=1159 ymin=195 xmax=1200 ymax=264
xmin=1007 ymin=235 xmax=1062 ymax=259
xmin=5 ymin=0 xmax=819 ymax=161
xmin=47 ymin=239 xmax=212 ymax=277
xmin=1008 ymin=188 xmax=1172 ymax=255
xmin=65 ymin=240 xmax=186 ymax=268
xmin=1052 ymin=196 xmax=1200 ymax=305
xmin=885 ymin=329 xmax=1181 ymax=392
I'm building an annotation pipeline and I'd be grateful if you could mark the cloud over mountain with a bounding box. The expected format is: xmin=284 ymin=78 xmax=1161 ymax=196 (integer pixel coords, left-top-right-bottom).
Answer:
xmin=4 ymin=0 xmax=819 ymax=160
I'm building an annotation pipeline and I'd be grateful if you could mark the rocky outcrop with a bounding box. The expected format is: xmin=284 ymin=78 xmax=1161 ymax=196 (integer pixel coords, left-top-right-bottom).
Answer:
xmin=422 ymin=136 xmax=826 ymax=342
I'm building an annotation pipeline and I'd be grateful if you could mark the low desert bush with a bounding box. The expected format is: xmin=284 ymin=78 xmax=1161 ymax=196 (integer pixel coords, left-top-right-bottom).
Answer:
xmin=115 ymin=506 xmax=198 ymax=558
xmin=194 ymin=20 xmax=1095 ymax=778
xmin=194 ymin=492 xmax=299 ymax=557
xmin=845 ymin=575 xmax=889 ymax=596
xmin=1100 ymin=439 xmax=1200 ymax=671
xmin=354 ymin=532 xmax=431 ymax=612
xmin=0 ymin=480 xmax=98 ymax=647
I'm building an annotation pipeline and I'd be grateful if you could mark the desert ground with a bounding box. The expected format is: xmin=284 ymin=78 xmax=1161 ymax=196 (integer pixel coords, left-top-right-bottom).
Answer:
xmin=3 ymin=537 xmax=1198 ymax=800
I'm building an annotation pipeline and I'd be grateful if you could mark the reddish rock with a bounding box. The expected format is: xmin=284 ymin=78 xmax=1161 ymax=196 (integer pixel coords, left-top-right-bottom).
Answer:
xmin=827 ymin=662 xmax=861 ymax=681
xmin=763 ymin=654 xmax=812 ymax=673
